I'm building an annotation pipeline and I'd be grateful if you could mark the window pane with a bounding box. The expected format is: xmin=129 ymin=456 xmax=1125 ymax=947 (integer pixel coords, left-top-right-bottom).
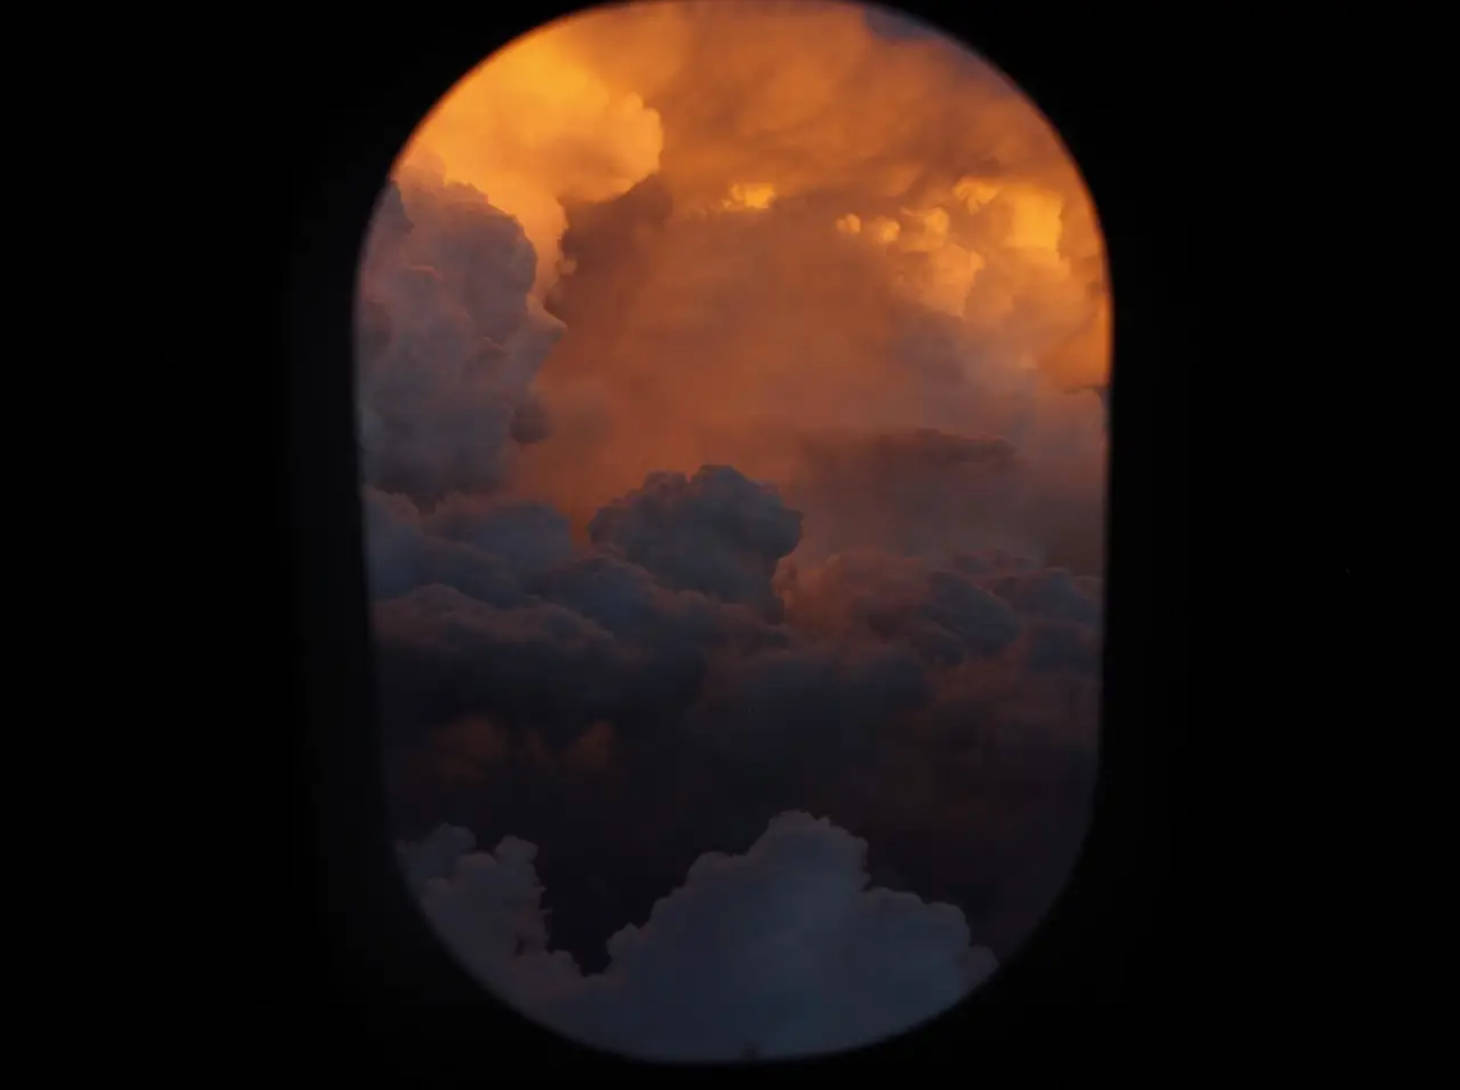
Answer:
xmin=357 ymin=0 xmax=1110 ymax=1062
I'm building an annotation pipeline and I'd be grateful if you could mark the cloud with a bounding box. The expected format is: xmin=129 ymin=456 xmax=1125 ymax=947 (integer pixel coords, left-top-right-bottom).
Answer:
xmin=369 ymin=471 xmax=800 ymax=743
xmin=1021 ymin=619 xmax=1101 ymax=676
xmin=424 ymin=494 xmax=575 ymax=580
xmin=861 ymin=5 xmax=942 ymax=44
xmin=373 ymin=471 xmax=1102 ymax=969
xmin=400 ymin=811 xmax=995 ymax=1062
xmin=393 ymin=20 xmax=664 ymax=299
xmin=785 ymin=428 xmax=1024 ymax=565
xmin=948 ymin=547 xmax=1039 ymax=575
xmin=372 ymin=584 xmax=663 ymax=744
xmin=779 ymin=549 xmax=1022 ymax=664
xmin=362 ymin=487 xmax=527 ymax=606
xmin=508 ymin=180 xmax=1107 ymax=569
xmin=355 ymin=177 xmax=563 ymax=505
xmin=531 ymin=551 xmax=785 ymax=656
xmin=686 ymin=640 xmax=931 ymax=773
xmin=973 ymin=567 xmax=1101 ymax=625
xmin=588 ymin=465 xmax=803 ymax=617
xmin=466 ymin=1 xmax=1110 ymax=556
xmin=400 ymin=826 xmax=587 ymax=1007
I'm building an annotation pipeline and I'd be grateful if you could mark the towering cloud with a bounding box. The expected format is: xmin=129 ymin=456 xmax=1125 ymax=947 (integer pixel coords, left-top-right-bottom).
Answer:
xmin=400 ymin=812 xmax=995 ymax=1061
xmin=394 ymin=20 xmax=664 ymax=298
xmin=782 ymin=428 xmax=1033 ymax=565
xmin=355 ymin=176 xmax=563 ymax=505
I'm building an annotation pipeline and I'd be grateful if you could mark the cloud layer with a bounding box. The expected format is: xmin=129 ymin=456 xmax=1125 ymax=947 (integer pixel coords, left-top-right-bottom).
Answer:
xmin=373 ymin=466 xmax=1101 ymax=965
xmin=400 ymin=811 xmax=996 ymax=1061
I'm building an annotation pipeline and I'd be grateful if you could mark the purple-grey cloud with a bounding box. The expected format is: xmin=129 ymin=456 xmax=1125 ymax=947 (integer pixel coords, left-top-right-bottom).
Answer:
xmin=399 ymin=811 xmax=995 ymax=1062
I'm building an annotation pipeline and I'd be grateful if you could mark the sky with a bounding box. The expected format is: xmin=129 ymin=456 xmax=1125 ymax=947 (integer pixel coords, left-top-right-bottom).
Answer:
xmin=354 ymin=0 xmax=1109 ymax=1063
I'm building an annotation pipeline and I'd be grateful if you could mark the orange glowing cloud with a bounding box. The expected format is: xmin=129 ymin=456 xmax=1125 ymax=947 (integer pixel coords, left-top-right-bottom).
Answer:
xmin=374 ymin=0 xmax=1112 ymax=566
xmin=396 ymin=24 xmax=665 ymax=297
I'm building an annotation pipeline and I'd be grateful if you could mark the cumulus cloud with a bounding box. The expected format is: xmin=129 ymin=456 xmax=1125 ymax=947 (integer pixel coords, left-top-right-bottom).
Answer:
xmin=779 ymin=549 xmax=1022 ymax=664
xmin=948 ymin=547 xmax=1038 ymax=575
xmin=532 ymin=552 xmax=785 ymax=656
xmin=372 ymin=468 xmax=1102 ymax=969
xmin=362 ymin=487 xmax=527 ymax=606
xmin=393 ymin=19 xmax=664 ymax=298
xmin=508 ymin=180 xmax=1107 ymax=571
xmin=974 ymin=566 xmax=1101 ymax=625
xmin=400 ymin=826 xmax=587 ymax=1007
xmin=588 ymin=465 xmax=803 ymax=617
xmin=369 ymin=469 xmax=797 ymax=743
xmin=487 ymin=1 xmax=1108 ymax=547
xmin=372 ymin=584 xmax=668 ymax=744
xmin=355 ymin=177 xmax=563 ymax=505
xmin=400 ymin=811 xmax=995 ymax=1062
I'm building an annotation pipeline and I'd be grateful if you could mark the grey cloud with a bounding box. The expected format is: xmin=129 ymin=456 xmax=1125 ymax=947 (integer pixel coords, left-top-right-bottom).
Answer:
xmin=532 ymin=552 xmax=785 ymax=656
xmin=975 ymin=567 xmax=1101 ymax=625
xmin=401 ymin=812 xmax=994 ymax=1062
xmin=588 ymin=465 xmax=803 ymax=617
xmin=425 ymin=494 xmax=575 ymax=580
xmin=362 ymin=487 xmax=526 ymax=606
xmin=921 ymin=570 xmax=1024 ymax=658
xmin=355 ymin=178 xmax=562 ymax=505
xmin=509 ymin=396 xmax=552 ymax=445
xmin=372 ymin=584 xmax=657 ymax=743
xmin=400 ymin=827 xmax=586 ymax=1009
xmin=372 ymin=471 xmax=1101 ymax=973
xmin=370 ymin=544 xmax=788 ymax=745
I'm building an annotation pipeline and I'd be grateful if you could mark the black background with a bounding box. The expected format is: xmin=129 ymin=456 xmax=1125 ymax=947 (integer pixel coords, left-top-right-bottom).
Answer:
xmin=266 ymin=0 xmax=1207 ymax=1074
